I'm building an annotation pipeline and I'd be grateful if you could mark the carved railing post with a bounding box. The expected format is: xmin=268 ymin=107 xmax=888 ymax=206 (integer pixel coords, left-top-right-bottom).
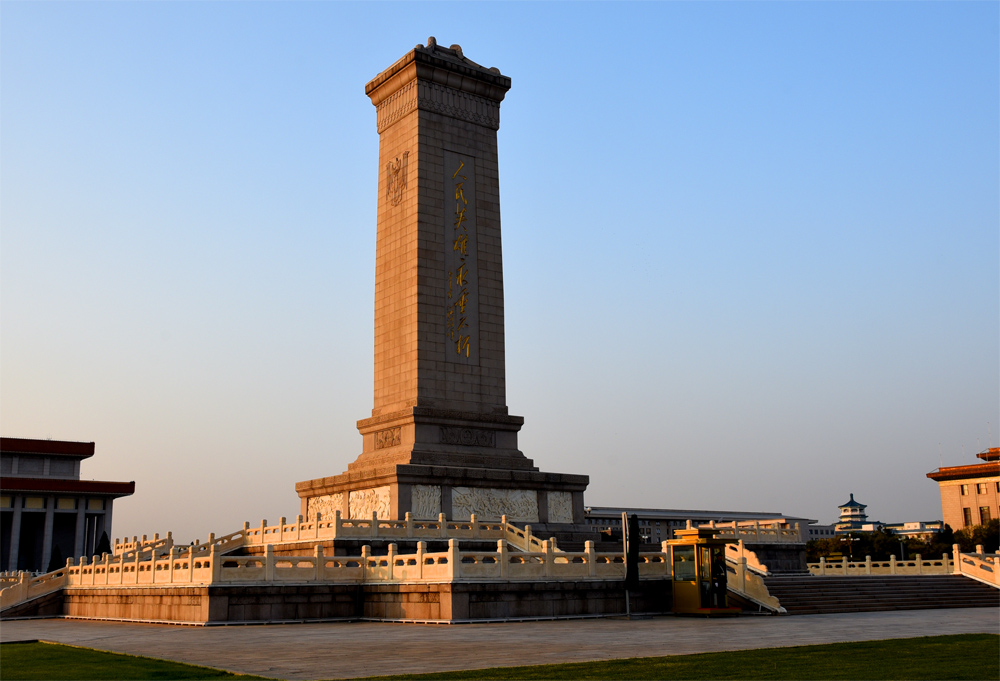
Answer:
xmin=818 ymin=556 xmax=826 ymax=576
xmin=314 ymin=544 xmax=323 ymax=582
xmin=448 ymin=539 xmax=460 ymax=581
xmin=264 ymin=544 xmax=275 ymax=582
xmin=952 ymin=544 xmax=961 ymax=575
xmin=405 ymin=512 xmax=414 ymax=538
xmin=439 ymin=513 xmax=448 ymax=538
xmin=188 ymin=545 xmax=196 ymax=583
xmin=888 ymin=555 xmax=896 ymax=575
xmin=167 ymin=546 xmax=176 ymax=584
xmin=416 ymin=541 xmax=426 ymax=581
xmin=387 ymin=543 xmax=397 ymax=581
xmin=543 ymin=540 xmax=554 ymax=578
xmin=498 ymin=539 xmax=509 ymax=580
xmin=372 ymin=512 xmax=379 ymax=538
xmin=334 ymin=510 xmax=342 ymax=539
xmin=361 ymin=545 xmax=371 ymax=583
xmin=210 ymin=544 xmax=221 ymax=584
xmin=585 ymin=540 xmax=596 ymax=578
xmin=470 ymin=514 xmax=478 ymax=538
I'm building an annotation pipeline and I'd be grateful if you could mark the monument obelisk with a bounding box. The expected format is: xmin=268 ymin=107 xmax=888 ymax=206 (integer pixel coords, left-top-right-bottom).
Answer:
xmin=296 ymin=38 xmax=588 ymax=527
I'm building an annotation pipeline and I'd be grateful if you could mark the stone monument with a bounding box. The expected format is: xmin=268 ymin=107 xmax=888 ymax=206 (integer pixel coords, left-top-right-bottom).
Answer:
xmin=296 ymin=38 xmax=589 ymax=529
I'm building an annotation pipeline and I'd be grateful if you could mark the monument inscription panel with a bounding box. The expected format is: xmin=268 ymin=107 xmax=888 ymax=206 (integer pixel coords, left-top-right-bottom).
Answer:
xmin=443 ymin=150 xmax=479 ymax=364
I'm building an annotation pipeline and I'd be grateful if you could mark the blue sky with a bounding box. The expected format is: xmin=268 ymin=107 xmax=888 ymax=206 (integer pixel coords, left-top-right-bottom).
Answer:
xmin=2 ymin=2 xmax=997 ymax=542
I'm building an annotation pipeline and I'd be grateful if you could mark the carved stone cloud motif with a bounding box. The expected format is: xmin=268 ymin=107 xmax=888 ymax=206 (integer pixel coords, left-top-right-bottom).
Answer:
xmin=411 ymin=485 xmax=441 ymax=519
xmin=451 ymin=487 xmax=538 ymax=522
xmin=349 ymin=487 xmax=391 ymax=519
xmin=306 ymin=493 xmax=344 ymax=520
xmin=547 ymin=491 xmax=574 ymax=524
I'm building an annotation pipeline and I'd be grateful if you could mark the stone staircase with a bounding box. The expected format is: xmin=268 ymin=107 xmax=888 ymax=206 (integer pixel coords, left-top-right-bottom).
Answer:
xmin=762 ymin=574 xmax=1000 ymax=615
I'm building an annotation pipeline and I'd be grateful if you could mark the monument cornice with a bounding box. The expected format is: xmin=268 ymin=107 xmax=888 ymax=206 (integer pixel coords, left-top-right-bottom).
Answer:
xmin=367 ymin=39 xmax=510 ymax=132
xmin=358 ymin=406 xmax=525 ymax=432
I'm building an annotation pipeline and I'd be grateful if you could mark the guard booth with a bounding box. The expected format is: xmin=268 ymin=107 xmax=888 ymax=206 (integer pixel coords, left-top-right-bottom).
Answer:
xmin=667 ymin=527 xmax=740 ymax=616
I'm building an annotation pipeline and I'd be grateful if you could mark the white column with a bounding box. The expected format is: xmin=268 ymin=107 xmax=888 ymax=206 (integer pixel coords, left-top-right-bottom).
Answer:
xmin=40 ymin=497 xmax=55 ymax=571
xmin=73 ymin=499 xmax=86 ymax=559
xmin=7 ymin=497 xmax=22 ymax=570
xmin=103 ymin=499 xmax=114 ymax=542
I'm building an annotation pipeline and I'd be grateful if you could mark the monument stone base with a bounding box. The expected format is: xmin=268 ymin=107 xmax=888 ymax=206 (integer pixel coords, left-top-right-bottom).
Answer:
xmin=295 ymin=407 xmax=589 ymax=528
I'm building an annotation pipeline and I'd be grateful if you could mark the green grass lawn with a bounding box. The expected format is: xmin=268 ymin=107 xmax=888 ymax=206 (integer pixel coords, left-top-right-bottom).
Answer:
xmin=364 ymin=635 xmax=1000 ymax=681
xmin=2 ymin=634 xmax=997 ymax=680
xmin=0 ymin=641 xmax=272 ymax=680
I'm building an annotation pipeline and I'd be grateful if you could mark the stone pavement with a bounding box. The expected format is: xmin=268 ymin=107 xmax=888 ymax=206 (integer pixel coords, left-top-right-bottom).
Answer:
xmin=2 ymin=609 xmax=997 ymax=680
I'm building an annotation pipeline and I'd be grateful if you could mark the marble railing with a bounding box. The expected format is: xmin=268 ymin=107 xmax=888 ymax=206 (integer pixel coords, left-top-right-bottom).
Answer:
xmin=113 ymin=533 xmax=174 ymax=557
xmin=809 ymin=554 xmax=952 ymax=576
xmin=698 ymin=520 xmax=803 ymax=544
xmin=240 ymin=512 xmax=516 ymax=547
xmin=953 ymin=545 xmax=999 ymax=588
xmin=0 ymin=566 xmax=69 ymax=611
xmin=727 ymin=557 xmax=784 ymax=613
xmin=21 ymin=539 xmax=668 ymax=589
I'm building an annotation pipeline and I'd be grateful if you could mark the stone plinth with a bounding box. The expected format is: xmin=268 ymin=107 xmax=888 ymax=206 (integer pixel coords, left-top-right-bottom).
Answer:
xmin=296 ymin=39 xmax=588 ymax=525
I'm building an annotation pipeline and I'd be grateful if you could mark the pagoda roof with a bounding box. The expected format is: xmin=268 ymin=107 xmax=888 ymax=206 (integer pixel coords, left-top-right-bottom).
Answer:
xmin=838 ymin=493 xmax=866 ymax=509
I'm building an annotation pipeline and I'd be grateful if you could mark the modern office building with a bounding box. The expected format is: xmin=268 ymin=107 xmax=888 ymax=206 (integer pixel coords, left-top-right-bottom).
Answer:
xmin=927 ymin=447 xmax=1000 ymax=530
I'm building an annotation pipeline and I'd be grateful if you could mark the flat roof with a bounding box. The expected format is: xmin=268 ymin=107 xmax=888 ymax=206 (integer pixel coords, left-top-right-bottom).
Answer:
xmin=585 ymin=506 xmax=817 ymax=523
xmin=0 ymin=477 xmax=134 ymax=497
xmin=0 ymin=437 xmax=95 ymax=459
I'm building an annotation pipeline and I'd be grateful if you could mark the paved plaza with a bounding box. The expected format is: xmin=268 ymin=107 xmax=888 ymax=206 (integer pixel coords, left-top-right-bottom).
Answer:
xmin=2 ymin=608 xmax=997 ymax=680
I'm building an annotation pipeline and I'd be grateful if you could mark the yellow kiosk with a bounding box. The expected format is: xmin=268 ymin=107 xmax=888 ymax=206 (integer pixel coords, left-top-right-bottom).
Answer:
xmin=668 ymin=527 xmax=740 ymax=616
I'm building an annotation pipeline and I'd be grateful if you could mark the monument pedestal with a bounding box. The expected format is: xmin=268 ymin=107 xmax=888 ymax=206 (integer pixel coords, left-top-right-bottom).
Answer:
xmin=296 ymin=38 xmax=588 ymax=526
xmin=296 ymin=406 xmax=588 ymax=524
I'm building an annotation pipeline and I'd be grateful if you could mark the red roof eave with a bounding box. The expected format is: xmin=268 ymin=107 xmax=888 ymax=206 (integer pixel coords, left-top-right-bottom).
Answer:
xmin=926 ymin=462 xmax=1000 ymax=482
xmin=0 ymin=477 xmax=135 ymax=497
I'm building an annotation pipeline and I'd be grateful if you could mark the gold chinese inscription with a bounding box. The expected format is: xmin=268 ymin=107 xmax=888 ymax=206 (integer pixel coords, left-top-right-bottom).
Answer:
xmin=444 ymin=151 xmax=478 ymax=364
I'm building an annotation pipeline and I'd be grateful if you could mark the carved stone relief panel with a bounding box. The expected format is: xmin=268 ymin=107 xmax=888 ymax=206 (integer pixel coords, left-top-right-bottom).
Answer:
xmin=439 ymin=426 xmax=495 ymax=447
xmin=375 ymin=427 xmax=401 ymax=450
xmin=547 ymin=491 xmax=573 ymax=524
xmin=306 ymin=493 xmax=344 ymax=520
xmin=451 ymin=487 xmax=538 ymax=523
xmin=411 ymin=485 xmax=442 ymax=519
xmin=349 ymin=486 xmax=391 ymax=519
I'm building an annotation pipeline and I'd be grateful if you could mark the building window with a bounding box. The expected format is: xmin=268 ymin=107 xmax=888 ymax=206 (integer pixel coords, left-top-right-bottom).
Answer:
xmin=980 ymin=507 xmax=992 ymax=524
xmin=963 ymin=508 xmax=973 ymax=527
xmin=977 ymin=483 xmax=988 ymax=495
xmin=961 ymin=484 xmax=970 ymax=496
xmin=57 ymin=498 xmax=77 ymax=510
xmin=0 ymin=496 xmax=11 ymax=508
xmin=87 ymin=498 xmax=104 ymax=511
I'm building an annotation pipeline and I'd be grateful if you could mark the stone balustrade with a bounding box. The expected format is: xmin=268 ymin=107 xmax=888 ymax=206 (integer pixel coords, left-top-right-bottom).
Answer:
xmin=239 ymin=512 xmax=511 ymax=547
xmin=699 ymin=520 xmax=803 ymax=544
xmin=727 ymin=557 xmax=784 ymax=613
xmin=953 ymin=544 xmax=999 ymax=587
xmin=0 ymin=565 xmax=69 ymax=611
xmin=113 ymin=533 xmax=174 ymax=557
xmin=5 ymin=539 xmax=668 ymax=593
xmin=809 ymin=554 xmax=952 ymax=576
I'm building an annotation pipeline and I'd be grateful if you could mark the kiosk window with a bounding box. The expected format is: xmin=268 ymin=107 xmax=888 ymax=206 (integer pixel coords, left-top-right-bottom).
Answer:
xmin=673 ymin=546 xmax=696 ymax=581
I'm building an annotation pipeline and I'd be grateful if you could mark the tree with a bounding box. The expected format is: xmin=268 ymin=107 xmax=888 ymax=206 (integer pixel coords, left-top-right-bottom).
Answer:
xmin=94 ymin=531 xmax=112 ymax=558
xmin=46 ymin=545 xmax=64 ymax=573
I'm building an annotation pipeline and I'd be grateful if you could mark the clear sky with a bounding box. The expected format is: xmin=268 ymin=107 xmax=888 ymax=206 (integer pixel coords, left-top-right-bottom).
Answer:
xmin=2 ymin=2 xmax=997 ymax=543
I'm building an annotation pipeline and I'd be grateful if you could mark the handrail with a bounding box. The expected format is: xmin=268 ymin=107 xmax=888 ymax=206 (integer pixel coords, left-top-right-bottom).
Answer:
xmin=809 ymin=553 xmax=952 ymax=576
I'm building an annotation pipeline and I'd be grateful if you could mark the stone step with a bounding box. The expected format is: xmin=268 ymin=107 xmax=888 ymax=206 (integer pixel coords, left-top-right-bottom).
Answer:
xmin=761 ymin=574 xmax=998 ymax=615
